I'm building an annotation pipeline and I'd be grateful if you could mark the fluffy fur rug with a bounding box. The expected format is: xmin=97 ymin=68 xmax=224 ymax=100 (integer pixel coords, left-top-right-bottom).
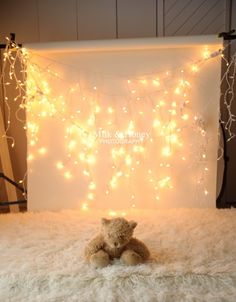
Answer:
xmin=0 ymin=209 xmax=236 ymax=302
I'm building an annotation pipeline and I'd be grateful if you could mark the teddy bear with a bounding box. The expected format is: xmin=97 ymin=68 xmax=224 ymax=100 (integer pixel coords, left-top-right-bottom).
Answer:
xmin=84 ymin=217 xmax=150 ymax=268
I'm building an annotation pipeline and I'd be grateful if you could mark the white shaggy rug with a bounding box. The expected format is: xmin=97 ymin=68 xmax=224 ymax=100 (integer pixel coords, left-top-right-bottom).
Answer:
xmin=0 ymin=209 xmax=236 ymax=302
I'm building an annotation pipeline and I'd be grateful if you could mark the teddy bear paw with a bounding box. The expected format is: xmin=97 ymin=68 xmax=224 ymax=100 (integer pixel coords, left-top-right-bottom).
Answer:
xmin=121 ymin=250 xmax=143 ymax=266
xmin=90 ymin=250 xmax=110 ymax=268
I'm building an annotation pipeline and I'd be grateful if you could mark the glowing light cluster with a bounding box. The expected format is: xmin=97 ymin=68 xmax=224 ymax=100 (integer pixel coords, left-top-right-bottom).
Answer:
xmin=1 ymin=39 xmax=230 ymax=216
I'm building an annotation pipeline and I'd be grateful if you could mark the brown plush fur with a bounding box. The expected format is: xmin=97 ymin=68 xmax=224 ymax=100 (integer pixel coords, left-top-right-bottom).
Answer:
xmin=84 ymin=217 xmax=150 ymax=268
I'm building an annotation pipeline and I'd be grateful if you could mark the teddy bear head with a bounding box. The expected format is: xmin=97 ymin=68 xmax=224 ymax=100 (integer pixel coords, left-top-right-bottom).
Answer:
xmin=101 ymin=217 xmax=137 ymax=249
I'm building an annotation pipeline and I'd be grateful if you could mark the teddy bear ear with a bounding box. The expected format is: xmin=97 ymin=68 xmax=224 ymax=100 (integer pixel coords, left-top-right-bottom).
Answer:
xmin=101 ymin=218 xmax=110 ymax=225
xmin=129 ymin=220 xmax=137 ymax=229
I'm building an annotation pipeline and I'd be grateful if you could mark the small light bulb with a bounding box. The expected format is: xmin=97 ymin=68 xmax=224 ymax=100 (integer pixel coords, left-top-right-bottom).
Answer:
xmin=162 ymin=146 xmax=171 ymax=157
xmin=27 ymin=154 xmax=34 ymax=162
xmin=81 ymin=203 xmax=88 ymax=211
xmin=140 ymin=79 xmax=147 ymax=85
xmin=107 ymin=107 xmax=114 ymax=114
xmin=64 ymin=171 xmax=72 ymax=179
xmin=174 ymin=87 xmax=181 ymax=95
xmin=182 ymin=114 xmax=189 ymax=120
xmin=88 ymin=193 xmax=94 ymax=200
xmin=172 ymin=102 xmax=177 ymax=107
xmin=56 ymin=161 xmax=64 ymax=170
xmin=153 ymin=119 xmax=161 ymax=128
xmin=191 ymin=64 xmax=199 ymax=73
xmin=38 ymin=147 xmax=47 ymax=155
xmin=109 ymin=211 xmax=117 ymax=217
xmin=202 ymin=48 xmax=210 ymax=59
xmin=87 ymin=154 xmax=96 ymax=165
xmin=89 ymin=182 xmax=96 ymax=190
xmin=83 ymin=170 xmax=90 ymax=176
xmin=152 ymin=79 xmax=160 ymax=86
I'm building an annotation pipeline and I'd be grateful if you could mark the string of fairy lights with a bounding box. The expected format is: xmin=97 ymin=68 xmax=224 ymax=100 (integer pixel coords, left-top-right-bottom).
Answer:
xmin=1 ymin=37 xmax=236 ymax=215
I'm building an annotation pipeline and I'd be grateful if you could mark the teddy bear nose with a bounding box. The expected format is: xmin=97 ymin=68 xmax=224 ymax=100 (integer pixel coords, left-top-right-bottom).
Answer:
xmin=114 ymin=242 xmax=118 ymax=247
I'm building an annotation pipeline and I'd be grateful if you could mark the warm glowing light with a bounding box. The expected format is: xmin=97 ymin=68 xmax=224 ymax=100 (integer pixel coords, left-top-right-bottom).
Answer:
xmin=168 ymin=121 xmax=177 ymax=130
xmin=172 ymin=102 xmax=177 ymax=107
xmin=133 ymin=145 xmax=144 ymax=153
xmin=87 ymin=154 xmax=96 ymax=165
xmin=89 ymin=182 xmax=96 ymax=190
xmin=27 ymin=154 xmax=34 ymax=162
xmin=88 ymin=193 xmax=94 ymax=200
xmin=128 ymin=120 xmax=135 ymax=132
xmin=110 ymin=178 xmax=117 ymax=188
xmin=182 ymin=114 xmax=189 ymax=120
xmin=191 ymin=64 xmax=199 ymax=73
xmin=68 ymin=140 xmax=77 ymax=150
xmin=174 ymin=87 xmax=181 ymax=95
xmin=38 ymin=147 xmax=47 ymax=155
xmin=162 ymin=146 xmax=171 ymax=157
xmin=167 ymin=134 xmax=178 ymax=144
xmin=107 ymin=107 xmax=114 ymax=114
xmin=64 ymin=171 xmax=72 ymax=179
xmin=108 ymin=211 xmax=117 ymax=217
xmin=159 ymin=176 xmax=171 ymax=188
xmin=2 ymin=40 xmax=221 ymax=213
xmin=83 ymin=170 xmax=90 ymax=176
xmin=140 ymin=79 xmax=147 ymax=84
xmin=81 ymin=203 xmax=88 ymax=211
xmin=125 ymin=155 xmax=132 ymax=166
xmin=56 ymin=161 xmax=64 ymax=169
xmin=202 ymin=47 xmax=210 ymax=59
xmin=87 ymin=115 xmax=95 ymax=126
xmin=153 ymin=79 xmax=160 ymax=86
xmin=153 ymin=118 xmax=161 ymax=128
xmin=95 ymin=105 xmax=101 ymax=113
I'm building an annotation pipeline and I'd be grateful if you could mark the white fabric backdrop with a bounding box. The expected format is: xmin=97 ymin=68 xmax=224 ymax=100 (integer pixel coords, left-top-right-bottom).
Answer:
xmin=25 ymin=36 xmax=222 ymax=211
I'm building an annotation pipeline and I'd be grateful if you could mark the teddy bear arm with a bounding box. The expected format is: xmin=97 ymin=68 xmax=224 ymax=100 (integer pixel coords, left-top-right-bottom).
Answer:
xmin=84 ymin=234 xmax=105 ymax=261
xmin=125 ymin=237 xmax=150 ymax=260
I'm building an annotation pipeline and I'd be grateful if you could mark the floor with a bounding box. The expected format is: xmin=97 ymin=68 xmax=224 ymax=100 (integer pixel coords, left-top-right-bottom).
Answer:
xmin=0 ymin=208 xmax=236 ymax=302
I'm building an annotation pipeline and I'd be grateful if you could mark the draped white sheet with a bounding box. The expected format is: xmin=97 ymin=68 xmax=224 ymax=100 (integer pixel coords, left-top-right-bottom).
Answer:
xmin=25 ymin=36 xmax=222 ymax=211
